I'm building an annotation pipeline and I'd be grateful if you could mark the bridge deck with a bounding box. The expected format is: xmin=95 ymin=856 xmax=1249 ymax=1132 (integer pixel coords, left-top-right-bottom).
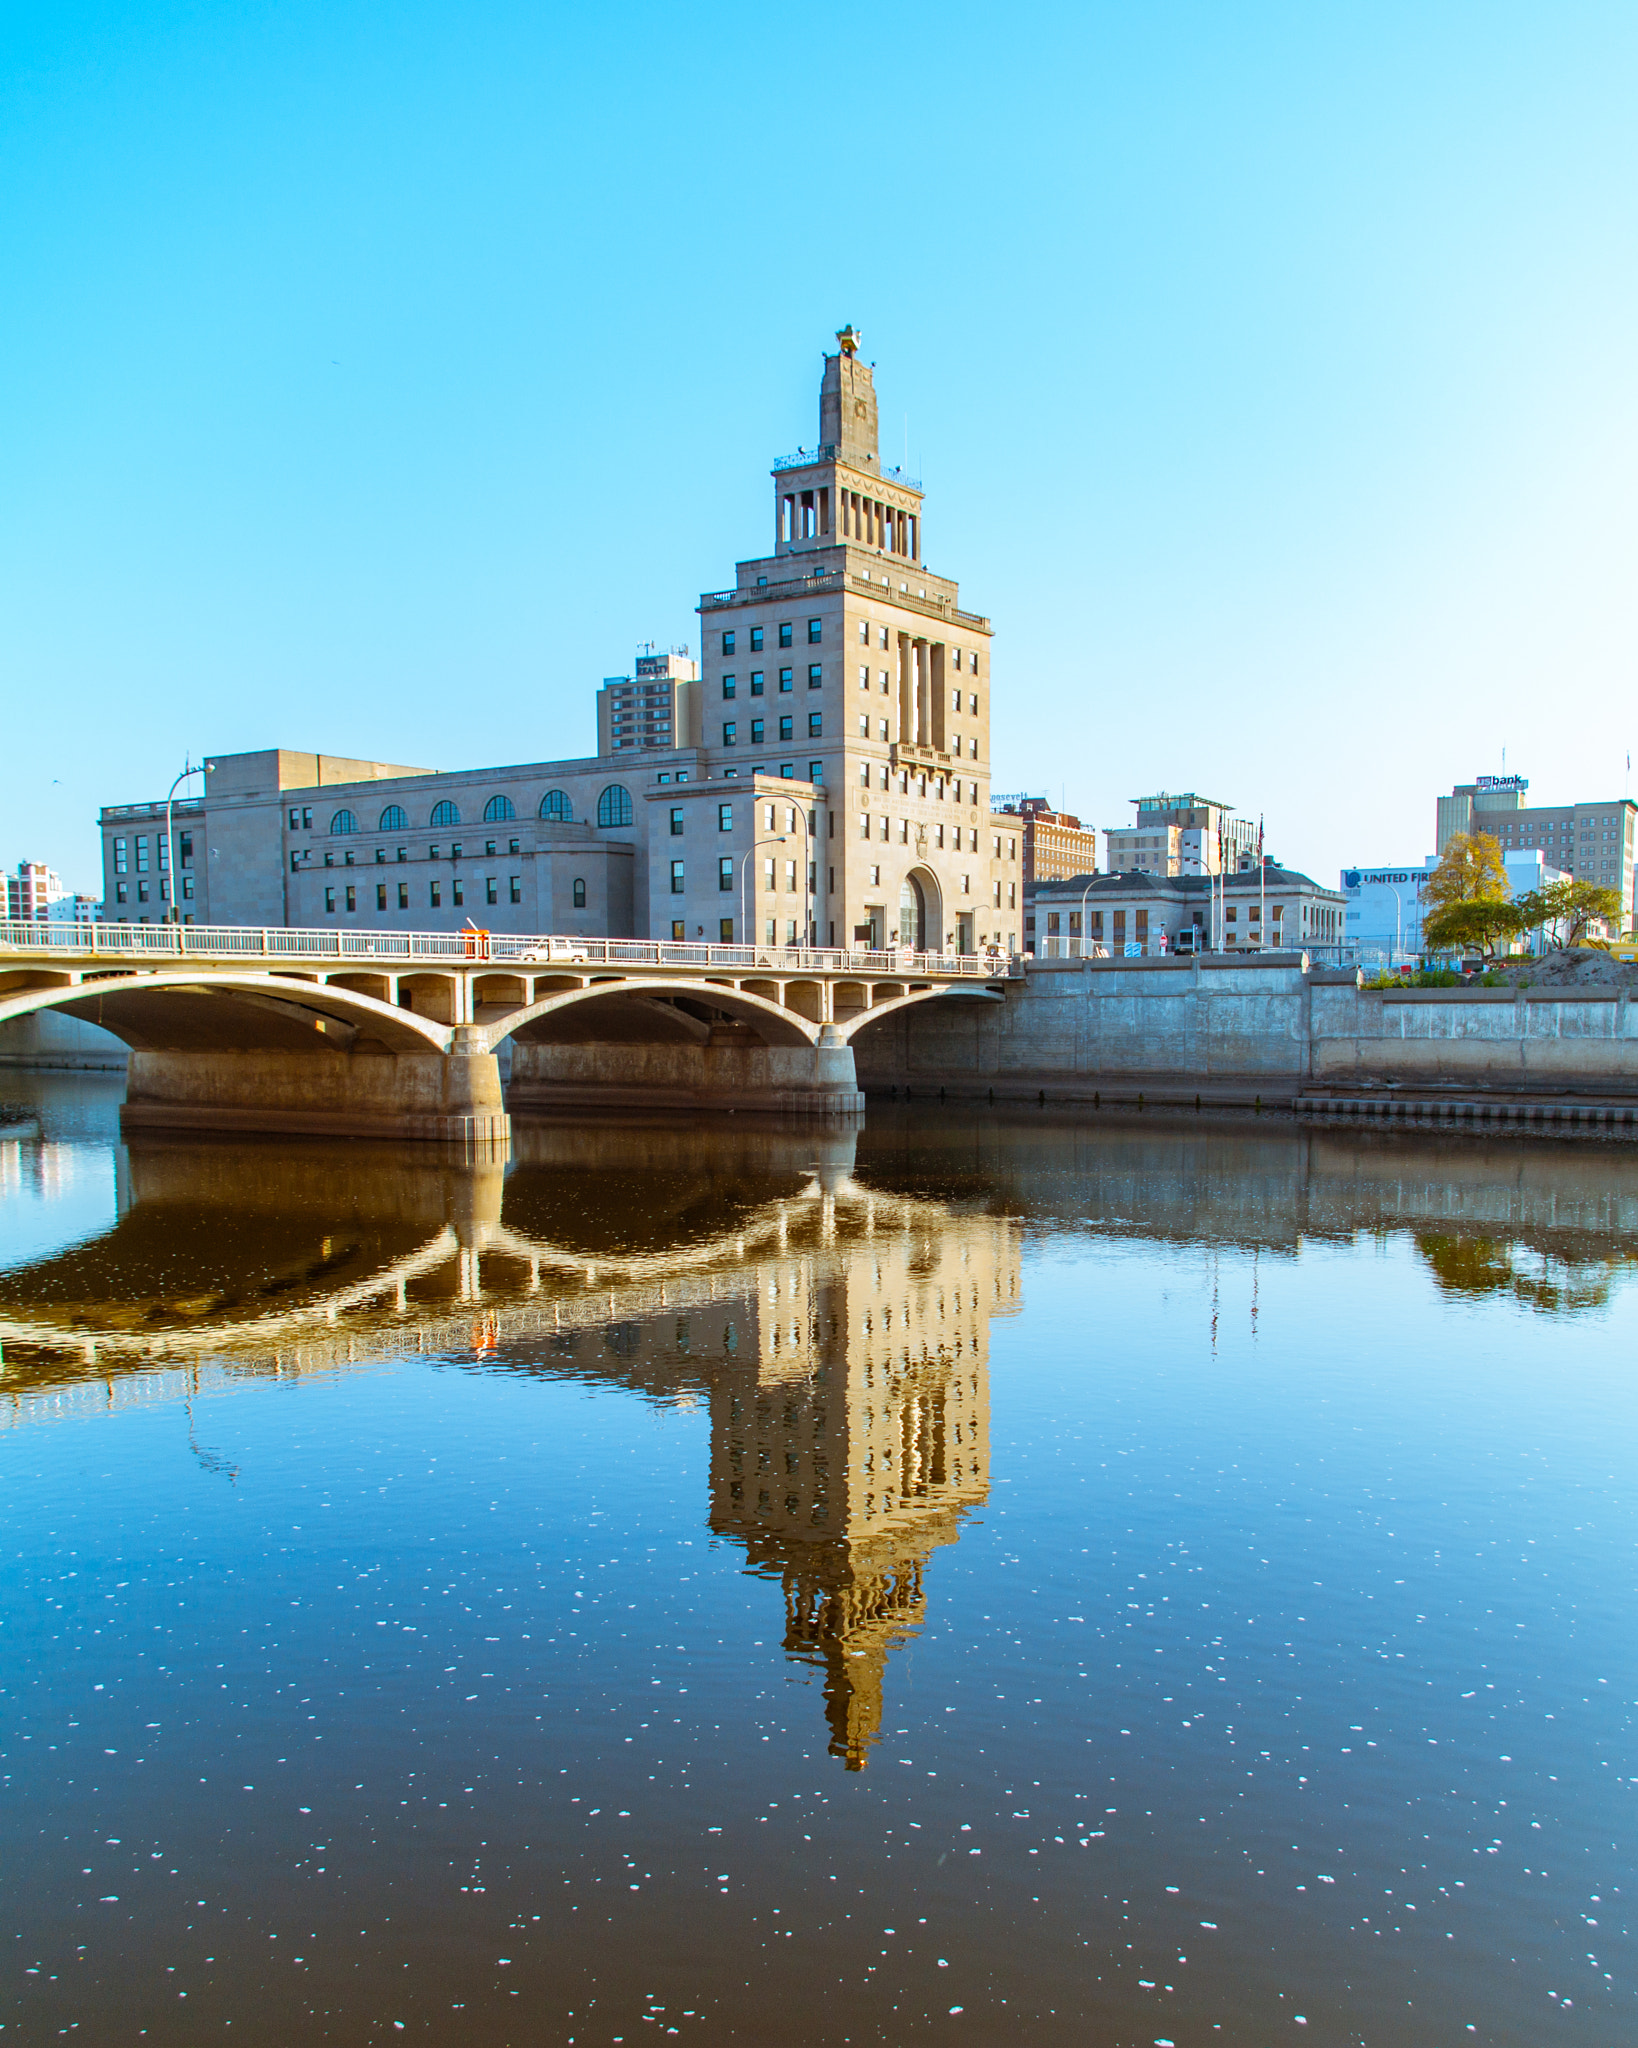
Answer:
xmin=2 ymin=921 xmax=1019 ymax=981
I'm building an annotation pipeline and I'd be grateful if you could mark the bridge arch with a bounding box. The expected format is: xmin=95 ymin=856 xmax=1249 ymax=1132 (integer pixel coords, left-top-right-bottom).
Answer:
xmin=0 ymin=972 xmax=452 ymax=1055
xmin=479 ymin=977 xmax=820 ymax=1054
xmin=833 ymin=980 xmax=1003 ymax=1045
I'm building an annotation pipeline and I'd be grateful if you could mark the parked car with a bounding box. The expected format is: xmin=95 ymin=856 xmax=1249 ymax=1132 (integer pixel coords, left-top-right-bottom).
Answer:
xmin=520 ymin=936 xmax=589 ymax=964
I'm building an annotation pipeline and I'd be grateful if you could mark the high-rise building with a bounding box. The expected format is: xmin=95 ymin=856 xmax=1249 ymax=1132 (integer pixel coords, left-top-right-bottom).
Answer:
xmin=96 ymin=335 xmax=1018 ymax=953
xmin=1104 ymin=793 xmax=1257 ymax=877
xmin=1435 ymin=775 xmax=1637 ymax=917
xmin=4 ymin=862 xmax=66 ymax=923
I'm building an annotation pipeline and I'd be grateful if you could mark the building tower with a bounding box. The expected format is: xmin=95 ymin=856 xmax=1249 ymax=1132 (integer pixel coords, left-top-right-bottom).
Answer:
xmin=693 ymin=332 xmax=1015 ymax=955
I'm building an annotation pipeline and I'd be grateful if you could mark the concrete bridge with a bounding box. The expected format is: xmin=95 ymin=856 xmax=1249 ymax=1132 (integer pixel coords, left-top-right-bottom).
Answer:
xmin=0 ymin=922 xmax=1015 ymax=1142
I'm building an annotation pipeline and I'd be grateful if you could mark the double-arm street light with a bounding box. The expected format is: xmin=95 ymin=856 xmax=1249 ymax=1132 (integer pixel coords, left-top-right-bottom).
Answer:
xmin=740 ymin=836 xmax=788 ymax=952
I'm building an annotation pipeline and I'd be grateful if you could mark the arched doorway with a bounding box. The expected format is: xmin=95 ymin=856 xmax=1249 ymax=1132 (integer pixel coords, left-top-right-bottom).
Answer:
xmin=897 ymin=868 xmax=942 ymax=951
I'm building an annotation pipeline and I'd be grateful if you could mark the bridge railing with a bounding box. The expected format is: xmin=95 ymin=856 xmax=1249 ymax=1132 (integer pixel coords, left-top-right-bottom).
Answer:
xmin=0 ymin=921 xmax=1020 ymax=980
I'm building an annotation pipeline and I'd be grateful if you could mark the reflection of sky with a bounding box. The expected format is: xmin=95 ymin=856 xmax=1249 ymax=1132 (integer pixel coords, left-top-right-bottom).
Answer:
xmin=0 ymin=1137 xmax=119 ymax=1269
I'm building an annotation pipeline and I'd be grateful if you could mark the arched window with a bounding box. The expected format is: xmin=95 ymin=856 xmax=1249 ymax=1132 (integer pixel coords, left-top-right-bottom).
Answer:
xmin=483 ymin=794 xmax=516 ymax=823
xmin=430 ymin=799 xmax=461 ymax=828
xmin=596 ymin=784 xmax=633 ymax=829
xmin=379 ymin=804 xmax=407 ymax=833
xmin=573 ymin=878 xmax=587 ymax=908
xmin=330 ymin=808 xmax=359 ymax=835
xmin=539 ymin=790 xmax=573 ymax=822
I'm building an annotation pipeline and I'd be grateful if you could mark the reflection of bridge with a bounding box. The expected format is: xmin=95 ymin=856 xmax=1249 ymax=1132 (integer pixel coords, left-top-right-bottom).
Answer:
xmin=0 ymin=923 xmax=1014 ymax=1140
xmin=0 ymin=1120 xmax=1021 ymax=1767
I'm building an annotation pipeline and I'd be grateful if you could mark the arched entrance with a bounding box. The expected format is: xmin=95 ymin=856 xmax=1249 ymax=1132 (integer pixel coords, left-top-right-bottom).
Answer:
xmin=897 ymin=868 xmax=942 ymax=951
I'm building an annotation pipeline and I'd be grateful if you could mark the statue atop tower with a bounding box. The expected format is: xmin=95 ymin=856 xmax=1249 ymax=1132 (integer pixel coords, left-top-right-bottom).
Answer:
xmin=820 ymin=335 xmax=879 ymax=469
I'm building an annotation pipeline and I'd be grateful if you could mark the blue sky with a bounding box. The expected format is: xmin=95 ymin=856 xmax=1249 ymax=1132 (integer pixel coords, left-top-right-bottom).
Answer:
xmin=5 ymin=0 xmax=1637 ymax=892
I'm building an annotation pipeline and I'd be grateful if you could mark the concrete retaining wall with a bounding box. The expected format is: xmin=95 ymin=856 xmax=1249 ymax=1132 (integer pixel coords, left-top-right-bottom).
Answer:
xmin=852 ymin=956 xmax=1638 ymax=1105
xmin=121 ymin=1046 xmax=509 ymax=1144
xmin=0 ymin=1009 xmax=128 ymax=1070
xmin=509 ymin=1039 xmax=864 ymax=1117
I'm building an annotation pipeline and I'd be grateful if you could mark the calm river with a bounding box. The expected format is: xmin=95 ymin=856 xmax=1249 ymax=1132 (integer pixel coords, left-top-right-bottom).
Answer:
xmin=0 ymin=1074 xmax=1632 ymax=2045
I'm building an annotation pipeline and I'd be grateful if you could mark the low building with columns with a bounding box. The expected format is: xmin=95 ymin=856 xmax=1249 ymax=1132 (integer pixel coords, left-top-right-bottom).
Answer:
xmin=97 ymin=334 xmax=1017 ymax=953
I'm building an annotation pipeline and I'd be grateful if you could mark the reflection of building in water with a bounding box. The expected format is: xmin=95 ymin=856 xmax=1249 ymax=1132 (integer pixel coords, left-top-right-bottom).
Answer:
xmin=706 ymin=1207 xmax=1009 ymax=1768
xmin=0 ymin=1121 xmax=1019 ymax=1770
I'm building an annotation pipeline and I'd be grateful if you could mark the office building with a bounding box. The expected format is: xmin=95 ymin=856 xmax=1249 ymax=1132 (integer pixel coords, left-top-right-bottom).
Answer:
xmin=99 ymin=335 xmax=1018 ymax=953
xmin=990 ymin=795 xmax=1100 ymax=886
xmin=1343 ymin=850 xmax=1572 ymax=965
xmin=1104 ymin=792 xmax=1258 ymax=878
xmin=4 ymin=863 xmax=67 ymax=924
xmin=1436 ymin=775 xmax=1637 ymax=917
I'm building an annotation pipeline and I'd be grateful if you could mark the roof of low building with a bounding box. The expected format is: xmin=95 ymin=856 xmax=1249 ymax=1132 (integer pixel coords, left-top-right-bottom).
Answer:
xmin=1031 ymin=863 xmax=1339 ymax=899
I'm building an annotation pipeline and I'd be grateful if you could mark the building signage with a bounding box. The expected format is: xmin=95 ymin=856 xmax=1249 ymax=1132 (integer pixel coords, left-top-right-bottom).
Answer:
xmin=1342 ymin=870 xmax=1417 ymax=890
xmin=1475 ymin=774 xmax=1528 ymax=791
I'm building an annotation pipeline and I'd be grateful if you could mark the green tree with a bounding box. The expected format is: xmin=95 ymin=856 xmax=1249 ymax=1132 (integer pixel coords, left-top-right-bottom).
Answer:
xmin=1512 ymin=876 xmax=1624 ymax=949
xmin=1422 ymin=895 xmax=1522 ymax=960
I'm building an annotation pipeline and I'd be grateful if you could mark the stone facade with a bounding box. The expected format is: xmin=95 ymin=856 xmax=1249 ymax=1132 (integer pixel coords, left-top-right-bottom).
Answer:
xmin=97 ymin=337 xmax=1014 ymax=954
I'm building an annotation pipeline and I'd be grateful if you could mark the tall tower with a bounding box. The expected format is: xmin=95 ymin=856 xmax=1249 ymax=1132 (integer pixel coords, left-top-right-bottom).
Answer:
xmin=695 ymin=334 xmax=1015 ymax=956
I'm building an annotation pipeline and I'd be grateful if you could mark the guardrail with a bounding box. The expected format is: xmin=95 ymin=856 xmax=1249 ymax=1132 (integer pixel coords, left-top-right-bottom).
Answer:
xmin=0 ymin=921 xmax=1020 ymax=980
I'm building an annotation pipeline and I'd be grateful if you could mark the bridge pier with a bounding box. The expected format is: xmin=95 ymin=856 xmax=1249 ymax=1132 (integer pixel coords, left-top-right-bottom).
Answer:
xmin=506 ymin=1029 xmax=864 ymax=1118
xmin=121 ymin=1031 xmax=510 ymax=1148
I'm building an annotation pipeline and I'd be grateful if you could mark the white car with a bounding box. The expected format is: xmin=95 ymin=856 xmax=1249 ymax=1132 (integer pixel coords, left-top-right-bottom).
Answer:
xmin=520 ymin=936 xmax=589 ymax=964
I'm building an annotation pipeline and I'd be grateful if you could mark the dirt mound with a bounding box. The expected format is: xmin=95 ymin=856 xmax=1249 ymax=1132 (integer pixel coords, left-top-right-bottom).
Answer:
xmin=1489 ymin=948 xmax=1638 ymax=989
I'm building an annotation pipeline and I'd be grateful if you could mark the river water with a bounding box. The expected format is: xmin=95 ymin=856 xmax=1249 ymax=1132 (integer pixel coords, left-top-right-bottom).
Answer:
xmin=0 ymin=1073 xmax=1632 ymax=2045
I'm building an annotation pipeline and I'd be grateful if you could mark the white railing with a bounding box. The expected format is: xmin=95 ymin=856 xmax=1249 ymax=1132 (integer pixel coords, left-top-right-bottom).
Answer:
xmin=0 ymin=920 xmax=1019 ymax=980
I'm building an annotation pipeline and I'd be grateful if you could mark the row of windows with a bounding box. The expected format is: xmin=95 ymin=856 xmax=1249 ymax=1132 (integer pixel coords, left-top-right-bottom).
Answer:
xmin=723 ymin=715 xmax=821 ymax=745
xmin=860 ymin=815 xmax=987 ymax=851
xmin=320 ymin=876 xmax=597 ymax=914
xmin=111 ymin=877 xmax=194 ymax=904
xmin=302 ymin=786 xmax=634 ymax=836
xmin=669 ymin=857 xmax=740 ymax=894
xmin=668 ymin=802 xmax=818 ymax=838
xmin=109 ymin=833 xmax=192 ymax=874
xmin=721 ymin=666 xmax=821 ymax=698
xmin=721 ymin=622 xmax=821 ymax=655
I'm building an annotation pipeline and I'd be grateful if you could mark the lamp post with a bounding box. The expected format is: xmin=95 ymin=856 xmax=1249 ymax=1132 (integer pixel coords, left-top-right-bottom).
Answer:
xmin=740 ymin=836 xmax=788 ymax=953
xmin=1077 ymin=877 xmax=1098 ymax=959
xmin=164 ymin=760 xmax=202 ymax=926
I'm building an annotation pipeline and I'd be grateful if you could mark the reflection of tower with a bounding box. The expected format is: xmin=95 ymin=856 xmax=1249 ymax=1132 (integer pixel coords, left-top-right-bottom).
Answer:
xmin=708 ymin=1196 xmax=1016 ymax=1767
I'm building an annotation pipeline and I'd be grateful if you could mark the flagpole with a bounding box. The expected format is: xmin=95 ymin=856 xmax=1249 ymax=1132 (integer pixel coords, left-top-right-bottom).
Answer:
xmin=1259 ymin=815 xmax=1266 ymax=950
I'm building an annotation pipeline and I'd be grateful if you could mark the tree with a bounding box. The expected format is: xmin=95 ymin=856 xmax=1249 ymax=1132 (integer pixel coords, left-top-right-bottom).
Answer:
xmin=1512 ymin=877 xmax=1624 ymax=949
xmin=1422 ymin=831 xmax=1509 ymax=917
xmin=1420 ymin=832 xmax=1513 ymax=959
xmin=1422 ymin=895 xmax=1522 ymax=960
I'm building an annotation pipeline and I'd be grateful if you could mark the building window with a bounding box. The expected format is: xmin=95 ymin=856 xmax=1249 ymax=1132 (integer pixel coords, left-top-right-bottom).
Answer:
xmin=113 ymin=838 xmax=128 ymax=874
xmin=430 ymin=881 xmax=442 ymax=908
xmin=483 ymin=794 xmax=516 ymax=823
xmin=376 ymin=883 xmax=387 ymax=910
xmin=137 ymin=880 xmax=149 ymax=902
xmin=960 ymin=874 xmax=970 ymax=895
xmin=115 ymin=882 xmax=127 ymax=903
xmin=878 ymin=719 xmax=889 ymax=741
xmin=380 ymin=803 xmax=407 ymax=832
xmin=485 ymin=877 xmax=498 ymax=905
xmin=807 ymin=619 xmax=823 ymax=644
xmin=331 ymin=808 xmax=359 ymax=835
xmin=540 ymin=790 xmax=573 ymax=822
xmin=879 ymin=815 xmax=889 ymax=841
xmin=722 ymin=675 xmax=737 ymax=699
xmin=720 ymin=916 xmax=734 ymax=941
xmin=858 ymin=715 xmax=870 ymax=737
xmin=721 ymin=630 xmax=735 ymax=655
xmin=135 ymin=838 xmax=149 ymax=872
xmin=765 ymin=919 xmax=777 ymax=945
xmin=859 ymin=813 xmax=870 ymax=838
xmin=573 ymin=878 xmax=586 ymax=908
xmin=452 ymin=880 xmax=464 ymax=907
xmin=718 ymin=804 xmax=733 ymax=832
xmin=779 ymin=716 xmax=794 ymax=741
xmin=508 ymin=876 xmax=520 ymax=904
xmin=713 ymin=855 xmax=733 ymax=893
xmin=290 ymin=852 xmax=301 ymax=874
xmin=289 ymin=807 xmax=301 ymax=829
xmin=750 ymin=626 xmax=764 ymax=652
xmin=324 ymin=851 xmax=335 ymax=868
xmin=596 ymin=784 xmax=633 ymax=828
xmin=303 ymin=807 xmax=313 ymax=829
xmin=395 ymin=882 xmax=407 ymax=909
xmin=671 ymin=920 xmax=686 ymax=941
xmin=750 ymin=671 xmax=764 ymax=696
xmin=324 ymin=887 xmax=336 ymax=913
xmin=345 ymin=885 xmax=357 ymax=911
xmin=808 ymin=664 xmax=822 ymax=689
xmin=779 ymin=668 xmax=793 ymax=692
xmin=670 ymin=806 xmax=685 ymax=836
xmin=751 ymin=720 xmax=765 ymax=744
xmin=778 ymin=622 xmax=793 ymax=648
xmin=802 ymin=713 xmax=819 ymax=739
xmin=808 ymin=761 xmax=824 ymax=784
xmin=429 ymin=800 xmax=460 ymax=828
xmin=179 ymin=831 xmax=194 ymax=868
xmin=723 ymin=721 xmax=737 ymax=746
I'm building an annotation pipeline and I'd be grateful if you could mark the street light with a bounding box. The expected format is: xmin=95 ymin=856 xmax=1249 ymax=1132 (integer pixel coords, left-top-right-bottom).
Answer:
xmin=1077 ymin=877 xmax=1098 ymax=959
xmin=164 ymin=760 xmax=202 ymax=925
xmin=740 ymin=836 xmax=788 ymax=953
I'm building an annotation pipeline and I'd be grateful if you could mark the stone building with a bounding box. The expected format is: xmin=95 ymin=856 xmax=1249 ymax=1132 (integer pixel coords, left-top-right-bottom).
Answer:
xmin=97 ymin=334 xmax=1017 ymax=954
xmin=1030 ymin=861 xmax=1346 ymax=957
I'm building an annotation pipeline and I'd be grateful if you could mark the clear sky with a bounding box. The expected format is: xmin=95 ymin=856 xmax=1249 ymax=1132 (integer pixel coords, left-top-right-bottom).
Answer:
xmin=5 ymin=0 xmax=1637 ymax=893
